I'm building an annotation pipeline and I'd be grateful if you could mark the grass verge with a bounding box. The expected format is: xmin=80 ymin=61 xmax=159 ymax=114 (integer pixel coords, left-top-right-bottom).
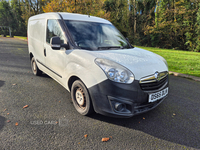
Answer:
xmin=136 ymin=46 xmax=200 ymax=77
xmin=14 ymin=36 xmax=27 ymax=40
xmin=6 ymin=35 xmax=27 ymax=40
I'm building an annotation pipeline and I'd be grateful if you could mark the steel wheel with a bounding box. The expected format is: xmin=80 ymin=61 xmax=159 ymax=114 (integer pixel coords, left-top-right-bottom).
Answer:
xmin=71 ymin=80 xmax=94 ymax=115
xmin=31 ymin=57 xmax=42 ymax=76
xmin=75 ymin=87 xmax=86 ymax=108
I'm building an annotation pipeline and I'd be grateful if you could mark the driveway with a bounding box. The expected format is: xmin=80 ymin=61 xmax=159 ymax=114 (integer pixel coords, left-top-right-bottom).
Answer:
xmin=0 ymin=37 xmax=199 ymax=149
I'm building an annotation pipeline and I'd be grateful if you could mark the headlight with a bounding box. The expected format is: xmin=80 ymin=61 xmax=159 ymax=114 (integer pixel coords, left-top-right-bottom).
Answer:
xmin=95 ymin=58 xmax=134 ymax=84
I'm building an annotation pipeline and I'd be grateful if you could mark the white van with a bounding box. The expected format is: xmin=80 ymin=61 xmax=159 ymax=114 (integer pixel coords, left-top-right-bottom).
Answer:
xmin=28 ymin=12 xmax=169 ymax=118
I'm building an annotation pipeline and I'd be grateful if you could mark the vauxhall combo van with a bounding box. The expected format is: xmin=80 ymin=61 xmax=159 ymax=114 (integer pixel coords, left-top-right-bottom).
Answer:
xmin=28 ymin=12 xmax=169 ymax=118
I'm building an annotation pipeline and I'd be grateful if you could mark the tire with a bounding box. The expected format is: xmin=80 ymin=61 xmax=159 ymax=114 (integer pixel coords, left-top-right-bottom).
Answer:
xmin=31 ymin=57 xmax=42 ymax=76
xmin=71 ymin=80 xmax=94 ymax=116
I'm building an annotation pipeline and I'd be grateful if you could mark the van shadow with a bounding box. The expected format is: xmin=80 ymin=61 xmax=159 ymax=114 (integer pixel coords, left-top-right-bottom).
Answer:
xmin=89 ymin=103 xmax=199 ymax=149
xmin=40 ymin=73 xmax=51 ymax=79
xmin=0 ymin=80 xmax=5 ymax=87
xmin=0 ymin=116 xmax=5 ymax=131
xmin=89 ymin=76 xmax=200 ymax=149
xmin=0 ymin=80 xmax=6 ymax=131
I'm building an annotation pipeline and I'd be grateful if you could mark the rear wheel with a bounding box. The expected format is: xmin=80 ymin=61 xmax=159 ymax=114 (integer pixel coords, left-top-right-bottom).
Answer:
xmin=31 ymin=57 xmax=42 ymax=76
xmin=71 ymin=80 xmax=94 ymax=116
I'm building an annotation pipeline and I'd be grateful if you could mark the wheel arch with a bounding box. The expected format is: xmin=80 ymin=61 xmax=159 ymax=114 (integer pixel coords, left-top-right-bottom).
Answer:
xmin=30 ymin=52 xmax=34 ymax=60
xmin=68 ymin=76 xmax=81 ymax=92
xmin=65 ymin=61 xmax=106 ymax=92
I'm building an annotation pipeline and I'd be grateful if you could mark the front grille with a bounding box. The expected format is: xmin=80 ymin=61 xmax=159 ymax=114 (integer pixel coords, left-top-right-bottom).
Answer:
xmin=139 ymin=72 xmax=168 ymax=91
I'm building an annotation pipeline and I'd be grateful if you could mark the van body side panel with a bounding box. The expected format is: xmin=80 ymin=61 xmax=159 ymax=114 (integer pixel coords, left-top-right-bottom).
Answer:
xmin=41 ymin=49 xmax=108 ymax=91
xmin=28 ymin=18 xmax=46 ymax=70
xmin=45 ymin=45 xmax=67 ymax=86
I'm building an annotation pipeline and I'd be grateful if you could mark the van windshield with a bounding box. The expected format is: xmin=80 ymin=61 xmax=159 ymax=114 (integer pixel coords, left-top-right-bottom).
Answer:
xmin=64 ymin=20 xmax=131 ymax=50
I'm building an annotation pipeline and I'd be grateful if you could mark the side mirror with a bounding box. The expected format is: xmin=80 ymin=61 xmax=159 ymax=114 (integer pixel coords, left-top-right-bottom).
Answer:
xmin=50 ymin=36 xmax=61 ymax=50
xmin=50 ymin=36 xmax=70 ymax=50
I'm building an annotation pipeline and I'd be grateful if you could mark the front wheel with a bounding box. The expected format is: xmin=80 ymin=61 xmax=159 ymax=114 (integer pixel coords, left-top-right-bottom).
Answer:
xmin=31 ymin=57 xmax=42 ymax=76
xmin=71 ymin=80 xmax=94 ymax=116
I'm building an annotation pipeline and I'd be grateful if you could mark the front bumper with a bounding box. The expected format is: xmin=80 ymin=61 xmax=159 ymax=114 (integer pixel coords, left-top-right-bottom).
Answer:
xmin=88 ymin=76 xmax=169 ymax=118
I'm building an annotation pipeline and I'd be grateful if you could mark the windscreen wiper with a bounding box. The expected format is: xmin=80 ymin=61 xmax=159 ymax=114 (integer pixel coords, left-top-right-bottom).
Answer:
xmin=98 ymin=46 xmax=123 ymax=50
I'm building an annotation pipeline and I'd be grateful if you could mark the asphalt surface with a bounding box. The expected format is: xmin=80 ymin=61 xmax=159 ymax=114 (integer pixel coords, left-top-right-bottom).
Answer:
xmin=0 ymin=37 xmax=199 ymax=150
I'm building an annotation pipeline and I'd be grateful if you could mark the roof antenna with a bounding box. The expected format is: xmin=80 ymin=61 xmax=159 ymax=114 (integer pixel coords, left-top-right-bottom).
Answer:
xmin=84 ymin=0 xmax=90 ymax=17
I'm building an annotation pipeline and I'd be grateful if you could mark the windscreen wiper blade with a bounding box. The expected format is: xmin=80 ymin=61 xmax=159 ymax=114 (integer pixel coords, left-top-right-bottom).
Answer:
xmin=98 ymin=46 xmax=123 ymax=50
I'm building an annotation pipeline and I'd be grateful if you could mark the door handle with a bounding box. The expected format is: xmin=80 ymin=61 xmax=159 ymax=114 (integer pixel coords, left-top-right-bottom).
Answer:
xmin=44 ymin=48 xmax=46 ymax=57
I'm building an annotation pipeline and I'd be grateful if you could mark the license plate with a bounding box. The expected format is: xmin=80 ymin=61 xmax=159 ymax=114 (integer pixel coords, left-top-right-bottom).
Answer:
xmin=149 ymin=87 xmax=168 ymax=102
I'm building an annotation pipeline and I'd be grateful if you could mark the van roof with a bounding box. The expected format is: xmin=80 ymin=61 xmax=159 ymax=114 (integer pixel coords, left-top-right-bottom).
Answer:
xmin=29 ymin=12 xmax=112 ymax=24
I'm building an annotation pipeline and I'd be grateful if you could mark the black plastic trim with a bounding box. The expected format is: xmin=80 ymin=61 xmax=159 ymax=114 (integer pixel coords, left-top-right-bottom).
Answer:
xmin=88 ymin=78 xmax=168 ymax=118
xmin=36 ymin=59 xmax=62 ymax=78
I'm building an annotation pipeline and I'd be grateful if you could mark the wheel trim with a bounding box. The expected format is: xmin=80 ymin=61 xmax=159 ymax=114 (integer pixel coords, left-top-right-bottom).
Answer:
xmin=33 ymin=61 xmax=36 ymax=71
xmin=32 ymin=59 xmax=37 ymax=73
xmin=75 ymin=87 xmax=86 ymax=109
